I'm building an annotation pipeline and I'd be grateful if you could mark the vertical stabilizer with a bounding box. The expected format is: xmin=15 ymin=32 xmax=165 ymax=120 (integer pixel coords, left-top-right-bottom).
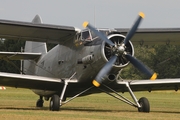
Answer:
xmin=32 ymin=15 xmax=43 ymax=24
xmin=24 ymin=15 xmax=47 ymax=75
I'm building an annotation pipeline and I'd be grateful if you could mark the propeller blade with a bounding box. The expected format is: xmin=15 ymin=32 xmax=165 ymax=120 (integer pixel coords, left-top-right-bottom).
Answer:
xmin=125 ymin=54 xmax=157 ymax=80
xmin=83 ymin=21 xmax=115 ymax=46
xmin=92 ymin=55 xmax=117 ymax=87
xmin=124 ymin=12 xmax=145 ymax=45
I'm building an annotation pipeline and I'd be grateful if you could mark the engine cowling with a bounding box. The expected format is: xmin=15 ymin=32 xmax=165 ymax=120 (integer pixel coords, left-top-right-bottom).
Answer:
xmin=102 ymin=33 xmax=134 ymax=68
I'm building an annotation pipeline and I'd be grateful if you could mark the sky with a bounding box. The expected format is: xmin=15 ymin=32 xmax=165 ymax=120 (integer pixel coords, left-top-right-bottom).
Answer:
xmin=0 ymin=0 xmax=180 ymax=29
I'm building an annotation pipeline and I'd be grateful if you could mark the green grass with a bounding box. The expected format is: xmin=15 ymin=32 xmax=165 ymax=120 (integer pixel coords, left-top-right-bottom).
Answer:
xmin=0 ymin=87 xmax=180 ymax=120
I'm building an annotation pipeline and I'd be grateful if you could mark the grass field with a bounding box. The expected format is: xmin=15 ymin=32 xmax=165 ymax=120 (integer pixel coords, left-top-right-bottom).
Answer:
xmin=0 ymin=87 xmax=180 ymax=120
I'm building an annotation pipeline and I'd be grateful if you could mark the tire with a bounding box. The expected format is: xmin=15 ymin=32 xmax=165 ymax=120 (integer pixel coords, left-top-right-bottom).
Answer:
xmin=49 ymin=94 xmax=60 ymax=111
xmin=138 ymin=97 xmax=150 ymax=113
xmin=36 ymin=99 xmax=44 ymax=107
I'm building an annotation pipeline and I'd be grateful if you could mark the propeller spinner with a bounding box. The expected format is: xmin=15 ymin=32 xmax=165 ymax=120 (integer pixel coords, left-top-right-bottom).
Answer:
xmin=83 ymin=12 xmax=157 ymax=87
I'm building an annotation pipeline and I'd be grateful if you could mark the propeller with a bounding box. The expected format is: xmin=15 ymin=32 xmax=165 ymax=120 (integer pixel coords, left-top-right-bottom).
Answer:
xmin=83 ymin=12 xmax=157 ymax=87
xmin=83 ymin=22 xmax=115 ymax=46
xmin=92 ymin=55 xmax=117 ymax=87
xmin=125 ymin=54 xmax=157 ymax=80
xmin=124 ymin=12 xmax=145 ymax=45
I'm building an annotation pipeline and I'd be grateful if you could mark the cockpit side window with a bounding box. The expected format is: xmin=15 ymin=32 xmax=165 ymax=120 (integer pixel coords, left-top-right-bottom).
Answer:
xmin=81 ymin=30 xmax=92 ymax=41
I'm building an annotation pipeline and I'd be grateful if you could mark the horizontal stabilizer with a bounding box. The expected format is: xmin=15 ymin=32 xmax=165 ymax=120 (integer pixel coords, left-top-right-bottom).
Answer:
xmin=0 ymin=52 xmax=41 ymax=60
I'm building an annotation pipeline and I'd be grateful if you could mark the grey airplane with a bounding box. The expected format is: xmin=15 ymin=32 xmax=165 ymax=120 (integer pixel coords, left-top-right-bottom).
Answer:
xmin=0 ymin=12 xmax=180 ymax=113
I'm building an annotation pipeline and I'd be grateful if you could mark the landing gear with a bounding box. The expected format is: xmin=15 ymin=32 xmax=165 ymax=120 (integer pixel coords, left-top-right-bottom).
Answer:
xmin=98 ymin=82 xmax=151 ymax=113
xmin=37 ymin=74 xmax=150 ymax=112
xmin=138 ymin=97 xmax=150 ymax=112
xmin=48 ymin=86 xmax=94 ymax=111
xmin=49 ymin=72 xmax=79 ymax=111
xmin=36 ymin=96 xmax=44 ymax=107
xmin=47 ymin=81 xmax=151 ymax=112
xmin=49 ymin=95 xmax=60 ymax=111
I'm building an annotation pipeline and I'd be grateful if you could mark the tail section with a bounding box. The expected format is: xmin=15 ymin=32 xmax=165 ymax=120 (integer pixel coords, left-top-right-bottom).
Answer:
xmin=23 ymin=15 xmax=47 ymax=75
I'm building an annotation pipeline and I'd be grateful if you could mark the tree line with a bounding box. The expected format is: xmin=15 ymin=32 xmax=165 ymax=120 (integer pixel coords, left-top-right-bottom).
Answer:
xmin=0 ymin=39 xmax=180 ymax=79
xmin=121 ymin=45 xmax=180 ymax=79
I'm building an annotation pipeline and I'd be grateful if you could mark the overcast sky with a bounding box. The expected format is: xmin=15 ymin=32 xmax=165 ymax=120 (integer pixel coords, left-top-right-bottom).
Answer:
xmin=0 ymin=0 xmax=180 ymax=29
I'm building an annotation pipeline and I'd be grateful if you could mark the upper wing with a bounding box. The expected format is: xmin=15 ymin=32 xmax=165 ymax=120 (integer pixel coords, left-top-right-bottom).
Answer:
xmin=117 ymin=28 xmax=180 ymax=45
xmin=115 ymin=79 xmax=180 ymax=92
xmin=0 ymin=72 xmax=77 ymax=91
xmin=0 ymin=19 xmax=79 ymax=44
xmin=0 ymin=52 xmax=41 ymax=60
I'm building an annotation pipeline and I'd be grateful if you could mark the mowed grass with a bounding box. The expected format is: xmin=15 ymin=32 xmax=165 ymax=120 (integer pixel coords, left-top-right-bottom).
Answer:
xmin=0 ymin=88 xmax=180 ymax=120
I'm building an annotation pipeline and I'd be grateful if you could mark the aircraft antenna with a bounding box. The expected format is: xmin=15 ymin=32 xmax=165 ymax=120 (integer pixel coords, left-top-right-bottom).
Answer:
xmin=94 ymin=6 xmax=96 ymax=27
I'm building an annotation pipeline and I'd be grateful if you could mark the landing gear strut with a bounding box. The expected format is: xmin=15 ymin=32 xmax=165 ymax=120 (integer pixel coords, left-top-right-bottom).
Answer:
xmin=48 ymin=82 xmax=94 ymax=111
xmin=49 ymin=72 xmax=78 ymax=111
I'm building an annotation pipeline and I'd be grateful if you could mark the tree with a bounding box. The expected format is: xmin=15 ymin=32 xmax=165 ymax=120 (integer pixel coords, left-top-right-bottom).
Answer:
xmin=0 ymin=39 xmax=25 ymax=73
xmin=0 ymin=39 xmax=55 ymax=73
xmin=120 ymin=45 xmax=180 ymax=80
xmin=151 ymin=45 xmax=180 ymax=78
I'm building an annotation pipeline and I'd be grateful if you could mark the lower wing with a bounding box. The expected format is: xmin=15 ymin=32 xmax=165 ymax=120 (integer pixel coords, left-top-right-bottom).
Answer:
xmin=115 ymin=79 xmax=180 ymax=92
xmin=0 ymin=72 xmax=77 ymax=91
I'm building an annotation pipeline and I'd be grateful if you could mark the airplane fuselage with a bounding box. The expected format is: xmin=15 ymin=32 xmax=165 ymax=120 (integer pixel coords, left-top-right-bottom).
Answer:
xmin=32 ymin=29 xmax=134 ymax=97
xmin=35 ymin=39 xmax=107 ymax=83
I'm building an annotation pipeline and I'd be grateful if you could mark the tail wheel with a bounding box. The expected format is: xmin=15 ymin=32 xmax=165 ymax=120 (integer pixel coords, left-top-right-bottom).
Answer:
xmin=36 ymin=96 xmax=44 ymax=107
xmin=36 ymin=99 xmax=44 ymax=107
xmin=138 ymin=97 xmax=150 ymax=112
xmin=49 ymin=94 xmax=60 ymax=111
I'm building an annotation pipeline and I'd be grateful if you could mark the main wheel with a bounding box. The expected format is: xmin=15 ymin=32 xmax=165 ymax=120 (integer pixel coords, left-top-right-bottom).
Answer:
xmin=49 ymin=94 xmax=60 ymax=111
xmin=138 ymin=97 xmax=150 ymax=113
